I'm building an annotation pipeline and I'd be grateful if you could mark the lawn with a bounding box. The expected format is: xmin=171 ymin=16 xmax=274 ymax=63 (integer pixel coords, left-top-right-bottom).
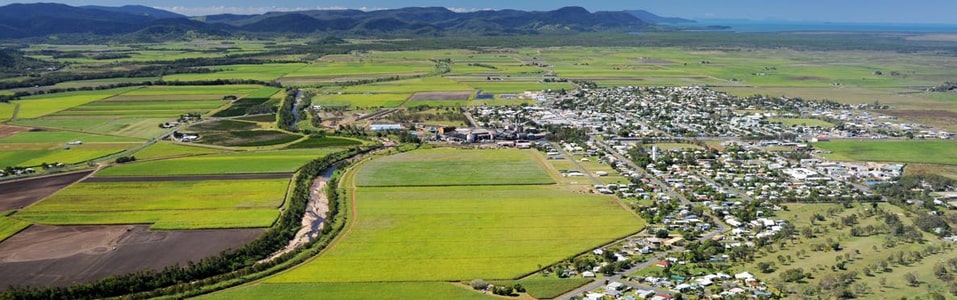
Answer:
xmin=815 ymin=140 xmax=957 ymax=165
xmin=267 ymin=185 xmax=645 ymax=282
xmin=356 ymin=148 xmax=555 ymax=186
xmin=96 ymin=148 xmax=344 ymax=176
xmin=200 ymin=282 xmax=493 ymax=300
xmin=14 ymin=179 xmax=288 ymax=229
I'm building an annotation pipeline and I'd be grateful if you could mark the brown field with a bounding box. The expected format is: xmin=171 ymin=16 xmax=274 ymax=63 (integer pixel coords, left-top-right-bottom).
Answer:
xmin=0 ymin=171 xmax=92 ymax=211
xmin=0 ymin=125 xmax=28 ymax=139
xmin=408 ymin=91 xmax=473 ymax=101
xmin=84 ymin=173 xmax=292 ymax=183
xmin=0 ymin=224 xmax=263 ymax=288
xmin=882 ymin=109 xmax=957 ymax=131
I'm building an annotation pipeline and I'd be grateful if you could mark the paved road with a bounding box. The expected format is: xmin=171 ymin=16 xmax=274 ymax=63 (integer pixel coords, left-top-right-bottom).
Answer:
xmin=558 ymin=252 xmax=669 ymax=300
xmin=552 ymin=142 xmax=602 ymax=185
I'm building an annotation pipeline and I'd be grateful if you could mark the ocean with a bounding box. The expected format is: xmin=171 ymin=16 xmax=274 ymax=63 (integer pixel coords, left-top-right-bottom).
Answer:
xmin=692 ymin=20 xmax=957 ymax=33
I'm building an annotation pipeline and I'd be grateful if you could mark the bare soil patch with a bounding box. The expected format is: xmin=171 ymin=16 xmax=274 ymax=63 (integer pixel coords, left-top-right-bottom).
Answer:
xmin=0 ymin=124 xmax=28 ymax=139
xmin=0 ymin=171 xmax=92 ymax=211
xmin=86 ymin=173 xmax=292 ymax=182
xmin=0 ymin=224 xmax=263 ymax=289
xmin=408 ymin=91 xmax=473 ymax=101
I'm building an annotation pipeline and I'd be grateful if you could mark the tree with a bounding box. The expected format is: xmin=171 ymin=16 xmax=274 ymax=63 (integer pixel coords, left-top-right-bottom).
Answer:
xmin=758 ymin=262 xmax=774 ymax=273
xmin=470 ymin=279 xmax=488 ymax=290
xmin=904 ymin=272 xmax=919 ymax=287
xmin=780 ymin=268 xmax=806 ymax=282
xmin=656 ymin=229 xmax=670 ymax=238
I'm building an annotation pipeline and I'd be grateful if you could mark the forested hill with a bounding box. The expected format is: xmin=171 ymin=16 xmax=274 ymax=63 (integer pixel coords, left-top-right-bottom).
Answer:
xmin=0 ymin=3 xmax=655 ymax=40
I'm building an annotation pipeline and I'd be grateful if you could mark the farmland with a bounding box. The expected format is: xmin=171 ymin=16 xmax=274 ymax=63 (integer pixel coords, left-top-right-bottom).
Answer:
xmin=815 ymin=140 xmax=957 ymax=165
xmin=202 ymin=282 xmax=492 ymax=300
xmin=14 ymin=179 xmax=288 ymax=229
xmin=98 ymin=148 xmax=345 ymax=176
xmin=0 ymin=217 xmax=30 ymax=242
xmin=127 ymin=141 xmax=222 ymax=160
xmin=355 ymin=148 xmax=555 ymax=186
xmin=0 ymin=88 xmax=140 ymax=120
xmin=265 ymin=148 xmax=645 ymax=292
xmin=0 ymin=130 xmax=143 ymax=167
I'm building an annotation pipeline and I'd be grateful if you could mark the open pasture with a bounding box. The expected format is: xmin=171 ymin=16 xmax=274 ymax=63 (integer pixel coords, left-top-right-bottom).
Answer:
xmin=815 ymin=140 xmax=957 ymax=165
xmin=201 ymin=282 xmax=492 ymax=300
xmin=96 ymin=148 xmax=343 ymax=176
xmin=313 ymin=93 xmax=410 ymax=108
xmin=268 ymin=184 xmax=645 ymax=283
xmin=163 ymin=63 xmax=307 ymax=81
xmin=356 ymin=148 xmax=555 ymax=187
xmin=14 ymin=179 xmax=287 ymax=229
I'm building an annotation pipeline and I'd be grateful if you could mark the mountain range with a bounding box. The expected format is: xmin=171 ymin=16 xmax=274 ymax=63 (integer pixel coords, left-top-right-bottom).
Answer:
xmin=0 ymin=3 xmax=691 ymax=40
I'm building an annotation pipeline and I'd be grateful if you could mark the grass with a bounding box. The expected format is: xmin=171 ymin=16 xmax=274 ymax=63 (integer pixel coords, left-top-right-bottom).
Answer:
xmin=767 ymin=118 xmax=836 ymax=128
xmin=287 ymin=136 xmax=364 ymax=149
xmin=338 ymin=77 xmax=474 ymax=94
xmin=739 ymin=202 xmax=955 ymax=300
xmin=96 ymin=148 xmax=344 ymax=176
xmin=815 ymin=140 xmax=957 ymax=165
xmin=283 ymin=62 xmax=434 ymax=78
xmin=14 ymin=117 xmax=174 ymax=139
xmin=356 ymin=148 xmax=555 ymax=186
xmin=14 ymin=179 xmax=288 ymax=229
xmin=200 ymin=130 xmax=303 ymax=147
xmin=0 ymin=216 xmax=31 ymax=242
xmin=267 ymin=185 xmax=645 ymax=283
xmin=200 ymin=282 xmax=493 ymax=300
xmin=131 ymin=141 xmax=223 ymax=160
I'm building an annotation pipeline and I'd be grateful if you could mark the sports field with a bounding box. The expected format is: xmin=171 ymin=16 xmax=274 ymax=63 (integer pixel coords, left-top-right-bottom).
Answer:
xmin=13 ymin=179 xmax=287 ymax=229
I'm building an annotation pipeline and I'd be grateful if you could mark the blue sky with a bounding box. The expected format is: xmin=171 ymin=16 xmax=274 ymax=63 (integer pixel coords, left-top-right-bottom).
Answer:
xmin=24 ymin=0 xmax=957 ymax=24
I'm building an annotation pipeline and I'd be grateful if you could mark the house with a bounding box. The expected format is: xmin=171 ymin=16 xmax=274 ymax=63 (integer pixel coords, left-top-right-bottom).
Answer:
xmin=655 ymin=260 xmax=671 ymax=268
xmin=651 ymin=293 xmax=673 ymax=300
xmin=635 ymin=289 xmax=655 ymax=299
xmin=735 ymin=271 xmax=754 ymax=280
xmin=582 ymin=271 xmax=596 ymax=278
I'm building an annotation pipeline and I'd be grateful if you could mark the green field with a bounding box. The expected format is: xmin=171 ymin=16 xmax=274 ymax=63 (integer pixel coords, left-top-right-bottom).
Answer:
xmin=287 ymin=136 xmax=364 ymax=149
xmin=201 ymin=282 xmax=493 ymax=300
xmin=164 ymin=64 xmax=307 ymax=81
xmin=338 ymin=77 xmax=474 ymax=94
xmin=0 ymin=216 xmax=31 ymax=242
xmin=14 ymin=179 xmax=287 ymax=229
xmin=268 ymin=185 xmax=644 ymax=283
xmin=0 ymin=131 xmax=143 ymax=167
xmin=12 ymin=117 xmax=171 ymax=138
xmin=460 ymin=80 xmax=574 ymax=94
xmin=46 ymin=85 xmax=264 ymax=118
xmin=492 ymin=276 xmax=592 ymax=299
xmin=815 ymin=140 xmax=957 ymax=165
xmin=356 ymin=148 xmax=555 ymax=186
xmin=131 ymin=141 xmax=223 ymax=160
xmin=0 ymin=88 xmax=141 ymax=120
xmin=283 ymin=62 xmax=434 ymax=78
xmin=313 ymin=93 xmax=410 ymax=108
xmin=96 ymin=148 xmax=343 ymax=176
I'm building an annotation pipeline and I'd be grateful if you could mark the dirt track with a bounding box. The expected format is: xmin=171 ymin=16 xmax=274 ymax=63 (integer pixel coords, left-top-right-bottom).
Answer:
xmin=0 ymin=225 xmax=263 ymax=289
xmin=0 ymin=171 xmax=93 ymax=211
xmin=85 ymin=172 xmax=292 ymax=182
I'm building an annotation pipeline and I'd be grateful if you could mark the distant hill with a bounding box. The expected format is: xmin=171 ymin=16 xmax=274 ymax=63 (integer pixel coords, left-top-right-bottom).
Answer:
xmin=626 ymin=10 xmax=694 ymax=24
xmin=0 ymin=3 xmax=653 ymax=40
xmin=82 ymin=5 xmax=185 ymax=19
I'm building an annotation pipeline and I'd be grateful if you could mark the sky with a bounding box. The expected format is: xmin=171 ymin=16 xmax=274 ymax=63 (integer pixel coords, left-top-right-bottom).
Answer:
xmin=14 ymin=0 xmax=957 ymax=24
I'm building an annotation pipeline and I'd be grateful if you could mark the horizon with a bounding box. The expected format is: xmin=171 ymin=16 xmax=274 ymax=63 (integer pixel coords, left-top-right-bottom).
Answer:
xmin=5 ymin=0 xmax=957 ymax=25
